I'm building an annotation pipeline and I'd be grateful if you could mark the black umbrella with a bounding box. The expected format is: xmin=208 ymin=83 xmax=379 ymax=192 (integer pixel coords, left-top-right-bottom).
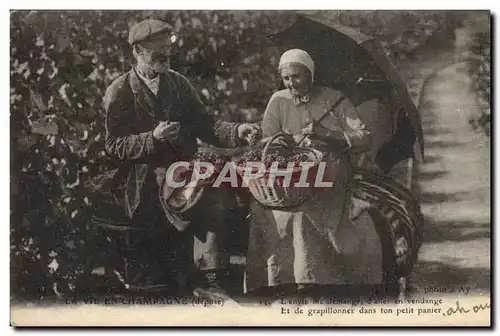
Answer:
xmin=266 ymin=14 xmax=424 ymax=173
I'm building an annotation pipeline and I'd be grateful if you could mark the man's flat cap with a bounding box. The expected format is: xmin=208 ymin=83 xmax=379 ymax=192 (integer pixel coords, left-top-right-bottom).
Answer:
xmin=128 ymin=19 xmax=173 ymax=45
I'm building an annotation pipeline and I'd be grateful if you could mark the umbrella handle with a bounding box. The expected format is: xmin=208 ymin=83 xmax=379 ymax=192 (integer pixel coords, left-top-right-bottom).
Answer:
xmin=263 ymin=95 xmax=351 ymax=151
xmin=317 ymin=96 xmax=347 ymax=124
xmin=300 ymin=95 xmax=348 ymax=143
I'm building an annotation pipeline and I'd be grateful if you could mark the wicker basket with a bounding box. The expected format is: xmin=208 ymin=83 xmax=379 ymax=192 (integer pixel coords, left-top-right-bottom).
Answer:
xmin=237 ymin=133 xmax=323 ymax=210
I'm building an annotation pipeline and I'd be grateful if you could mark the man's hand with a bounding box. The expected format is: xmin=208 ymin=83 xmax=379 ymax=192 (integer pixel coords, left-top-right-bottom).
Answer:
xmin=153 ymin=121 xmax=181 ymax=142
xmin=237 ymin=123 xmax=262 ymax=145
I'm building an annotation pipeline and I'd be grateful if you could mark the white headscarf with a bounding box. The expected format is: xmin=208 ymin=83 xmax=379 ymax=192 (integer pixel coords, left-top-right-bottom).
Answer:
xmin=278 ymin=49 xmax=315 ymax=83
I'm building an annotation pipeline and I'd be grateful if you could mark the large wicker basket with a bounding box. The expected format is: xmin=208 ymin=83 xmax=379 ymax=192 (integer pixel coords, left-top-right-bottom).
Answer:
xmin=237 ymin=133 xmax=323 ymax=210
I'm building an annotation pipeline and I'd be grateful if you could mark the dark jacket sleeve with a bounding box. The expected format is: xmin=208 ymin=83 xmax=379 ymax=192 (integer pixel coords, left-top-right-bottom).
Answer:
xmin=103 ymin=77 xmax=162 ymax=162
xmin=179 ymin=76 xmax=242 ymax=148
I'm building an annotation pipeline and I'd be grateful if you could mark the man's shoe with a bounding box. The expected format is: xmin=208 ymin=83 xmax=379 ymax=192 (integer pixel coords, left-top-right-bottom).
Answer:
xmin=192 ymin=269 xmax=237 ymax=303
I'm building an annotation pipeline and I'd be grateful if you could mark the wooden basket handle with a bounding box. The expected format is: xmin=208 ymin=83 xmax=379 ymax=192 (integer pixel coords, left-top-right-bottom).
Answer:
xmin=261 ymin=132 xmax=321 ymax=165
xmin=261 ymin=132 xmax=291 ymax=164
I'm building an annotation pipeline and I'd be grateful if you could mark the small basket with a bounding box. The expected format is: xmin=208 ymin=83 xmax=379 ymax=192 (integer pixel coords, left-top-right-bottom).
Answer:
xmin=237 ymin=133 xmax=323 ymax=210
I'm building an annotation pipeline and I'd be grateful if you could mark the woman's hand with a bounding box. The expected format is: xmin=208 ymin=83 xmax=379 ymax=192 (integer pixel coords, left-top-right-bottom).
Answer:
xmin=293 ymin=134 xmax=311 ymax=147
xmin=301 ymin=123 xmax=349 ymax=151
xmin=307 ymin=132 xmax=349 ymax=152
xmin=290 ymin=123 xmax=313 ymax=147
xmin=259 ymin=133 xmax=295 ymax=147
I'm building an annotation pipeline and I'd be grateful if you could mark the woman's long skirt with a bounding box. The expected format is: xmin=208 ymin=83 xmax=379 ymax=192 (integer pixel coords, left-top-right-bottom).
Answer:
xmin=243 ymin=156 xmax=384 ymax=294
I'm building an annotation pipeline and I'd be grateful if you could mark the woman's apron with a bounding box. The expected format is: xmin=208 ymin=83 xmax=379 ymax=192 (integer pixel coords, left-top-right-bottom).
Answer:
xmin=243 ymin=152 xmax=384 ymax=294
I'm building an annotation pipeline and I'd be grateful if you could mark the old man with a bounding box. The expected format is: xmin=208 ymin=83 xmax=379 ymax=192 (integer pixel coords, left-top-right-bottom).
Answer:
xmin=103 ymin=19 xmax=259 ymax=297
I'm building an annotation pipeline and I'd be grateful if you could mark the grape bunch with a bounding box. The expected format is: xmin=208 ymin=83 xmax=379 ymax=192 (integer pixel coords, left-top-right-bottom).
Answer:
xmin=193 ymin=151 xmax=229 ymax=171
xmin=238 ymin=149 xmax=314 ymax=169
xmin=236 ymin=149 xmax=261 ymax=169
xmin=288 ymin=152 xmax=313 ymax=163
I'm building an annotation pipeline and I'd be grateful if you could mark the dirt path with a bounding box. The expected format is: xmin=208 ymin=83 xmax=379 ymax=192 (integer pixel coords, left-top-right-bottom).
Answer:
xmin=407 ymin=32 xmax=491 ymax=295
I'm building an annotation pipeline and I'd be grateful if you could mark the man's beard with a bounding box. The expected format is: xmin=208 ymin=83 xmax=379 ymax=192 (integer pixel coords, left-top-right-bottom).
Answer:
xmin=139 ymin=54 xmax=170 ymax=75
xmin=152 ymin=61 xmax=170 ymax=74
xmin=151 ymin=53 xmax=170 ymax=72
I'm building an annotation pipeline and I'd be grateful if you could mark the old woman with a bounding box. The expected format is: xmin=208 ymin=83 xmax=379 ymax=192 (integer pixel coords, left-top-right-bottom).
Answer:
xmin=244 ymin=49 xmax=384 ymax=297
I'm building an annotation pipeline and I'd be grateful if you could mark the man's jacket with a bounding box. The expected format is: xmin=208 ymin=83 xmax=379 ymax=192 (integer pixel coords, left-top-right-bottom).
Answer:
xmin=103 ymin=67 xmax=241 ymax=219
